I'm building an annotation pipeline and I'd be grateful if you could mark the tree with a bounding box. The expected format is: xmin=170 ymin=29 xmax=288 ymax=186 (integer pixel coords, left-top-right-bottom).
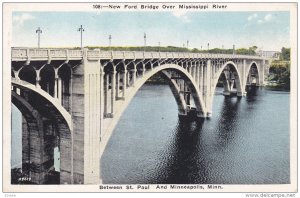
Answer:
xmin=249 ymin=46 xmax=258 ymax=55
xmin=268 ymin=47 xmax=290 ymax=90
xmin=281 ymin=47 xmax=290 ymax=61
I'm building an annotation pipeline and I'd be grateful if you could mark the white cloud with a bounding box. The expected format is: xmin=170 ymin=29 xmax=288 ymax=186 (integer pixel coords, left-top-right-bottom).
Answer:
xmin=171 ymin=11 xmax=191 ymax=23
xmin=247 ymin=13 xmax=273 ymax=25
xmin=172 ymin=10 xmax=187 ymax=17
xmin=264 ymin=14 xmax=272 ymax=21
xmin=257 ymin=20 xmax=264 ymax=24
xmin=247 ymin=13 xmax=258 ymax=21
xmin=13 ymin=13 xmax=35 ymax=27
xmin=257 ymin=14 xmax=273 ymax=24
xmin=181 ymin=15 xmax=191 ymax=23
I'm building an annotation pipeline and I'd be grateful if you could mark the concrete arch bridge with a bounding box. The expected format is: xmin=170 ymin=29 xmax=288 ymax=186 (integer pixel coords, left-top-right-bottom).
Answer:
xmin=11 ymin=47 xmax=267 ymax=184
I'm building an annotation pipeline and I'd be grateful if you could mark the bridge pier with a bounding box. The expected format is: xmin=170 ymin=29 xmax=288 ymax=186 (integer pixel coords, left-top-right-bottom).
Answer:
xmin=204 ymin=60 xmax=213 ymax=117
xmin=104 ymin=73 xmax=109 ymax=117
xmin=259 ymin=60 xmax=265 ymax=86
xmin=81 ymin=55 xmax=102 ymax=184
xmin=57 ymin=78 xmax=62 ymax=104
xmin=21 ymin=112 xmax=47 ymax=184
xmin=59 ymin=53 xmax=103 ymax=184
xmin=199 ymin=62 xmax=203 ymax=93
xmin=132 ymin=68 xmax=137 ymax=86
xmin=111 ymin=71 xmax=116 ymax=117
xmin=13 ymin=90 xmax=63 ymax=184
xmin=121 ymin=71 xmax=126 ymax=98
xmin=17 ymin=94 xmax=41 ymax=184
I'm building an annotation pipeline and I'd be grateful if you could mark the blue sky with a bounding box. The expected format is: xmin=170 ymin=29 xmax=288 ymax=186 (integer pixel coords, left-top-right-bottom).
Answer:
xmin=12 ymin=11 xmax=290 ymax=51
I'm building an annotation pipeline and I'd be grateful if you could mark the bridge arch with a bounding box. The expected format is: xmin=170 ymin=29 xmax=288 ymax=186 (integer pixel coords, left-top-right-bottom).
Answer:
xmin=207 ymin=61 xmax=244 ymax=114
xmin=11 ymin=91 xmax=45 ymax=183
xmin=12 ymin=79 xmax=72 ymax=129
xmin=11 ymin=91 xmax=44 ymax=137
xmin=245 ymin=61 xmax=261 ymax=86
xmin=101 ymin=63 xmax=207 ymax=155
xmin=212 ymin=61 xmax=243 ymax=95
xmin=119 ymin=63 xmax=206 ymax=117
xmin=11 ymin=78 xmax=73 ymax=184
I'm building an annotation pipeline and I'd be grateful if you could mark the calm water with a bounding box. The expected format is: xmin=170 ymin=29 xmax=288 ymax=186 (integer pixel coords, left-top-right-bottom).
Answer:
xmin=101 ymin=84 xmax=290 ymax=184
xmin=12 ymin=84 xmax=290 ymax=184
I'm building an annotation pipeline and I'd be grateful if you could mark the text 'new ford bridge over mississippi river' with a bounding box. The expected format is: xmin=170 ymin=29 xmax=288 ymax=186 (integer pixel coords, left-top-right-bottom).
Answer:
xmin=11 ymin=47 xmax=268 ymax=184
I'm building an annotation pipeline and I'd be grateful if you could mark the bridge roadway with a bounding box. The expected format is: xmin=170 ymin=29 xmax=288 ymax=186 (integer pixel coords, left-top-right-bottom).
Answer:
xmin=11 ymin=47 xmax=267 ymax=184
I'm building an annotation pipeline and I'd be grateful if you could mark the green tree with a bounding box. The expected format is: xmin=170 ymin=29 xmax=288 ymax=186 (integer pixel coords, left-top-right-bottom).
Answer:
xmin=280 ymin=47 xmax=290 ymax=61
xmin=268 ymin=47 xmax=290 ymax=90
xmin=86 ymin=45 xmax=261 ymax=55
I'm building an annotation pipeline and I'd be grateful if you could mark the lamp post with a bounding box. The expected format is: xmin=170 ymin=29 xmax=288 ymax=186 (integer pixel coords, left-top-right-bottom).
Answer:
xmin=36 ymin=27 xmax=42 ymax=48
xmin=207 ymin=43 xmax=210 ymax=51
xmin=78 ymin=25 xmax=85 ymax=49
xmin=109 ymin=34 xmax=112 ymax=51
xmin=233 ymin=44 xmax=235 ymax=55
xmin=144 ymin=33 xmax=146 ymax=52
xmin=158 ymin=41 xmax=160 ymax=52
xmin=187 ymin=40 xmax=189 ymax=49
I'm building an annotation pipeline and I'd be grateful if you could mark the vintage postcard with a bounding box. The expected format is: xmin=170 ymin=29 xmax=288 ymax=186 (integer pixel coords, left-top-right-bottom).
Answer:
xmin=2 ymin=2 xmax=298 ymax=195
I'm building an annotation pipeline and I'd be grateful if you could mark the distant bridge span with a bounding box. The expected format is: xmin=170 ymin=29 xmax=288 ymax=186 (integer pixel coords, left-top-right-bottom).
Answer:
xmin=11 ymin=47 xmax=268 ymax=184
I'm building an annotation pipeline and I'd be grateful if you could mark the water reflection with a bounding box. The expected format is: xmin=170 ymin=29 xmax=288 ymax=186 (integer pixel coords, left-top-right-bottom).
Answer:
xmin=161 ymin=96 xmax=243 ymax=184
xmin=215 ymin=97 xmax=241 ymax=149
xmin=245 ymin=85 xmax=262 ymax=102
xmin=91 ymin=84 xmax=289 ymax=184
xmin=161 ymin=118 xmax=205 ymax=184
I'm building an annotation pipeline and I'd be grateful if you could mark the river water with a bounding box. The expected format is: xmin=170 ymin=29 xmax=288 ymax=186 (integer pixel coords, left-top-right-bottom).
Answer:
xmin=101 ymin=84 xmax=290 ymax=184
xmin=11 ymin=84 xmax=290 ymax=184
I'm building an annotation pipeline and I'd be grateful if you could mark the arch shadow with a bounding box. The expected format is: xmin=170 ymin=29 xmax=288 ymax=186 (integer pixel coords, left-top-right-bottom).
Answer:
xmin=11 ymin=79 xmax=73 ymax=184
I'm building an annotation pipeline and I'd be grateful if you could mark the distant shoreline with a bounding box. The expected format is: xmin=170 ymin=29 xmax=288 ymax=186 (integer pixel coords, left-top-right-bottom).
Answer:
xmin=264 ymin=85 xmax=290 ymax=92
xmin=145 ymin=81 xmax=290 ymax=92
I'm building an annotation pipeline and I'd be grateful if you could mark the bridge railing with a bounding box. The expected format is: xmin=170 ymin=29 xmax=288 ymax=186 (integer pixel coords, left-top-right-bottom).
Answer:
xmin=29 ymin=49 xmax=49 ymax=57
xmin=69 ymin=49 xmax=83 ymax=58
xmin=123 ymin=51 xmax=135 ymax=59
xmin=11 ymin=48 xmax=84 ymax=60
xmin=11 ymin=48 xmax=29 ymax=58
xmin=11 ymin=47 xmax=264 ymax=61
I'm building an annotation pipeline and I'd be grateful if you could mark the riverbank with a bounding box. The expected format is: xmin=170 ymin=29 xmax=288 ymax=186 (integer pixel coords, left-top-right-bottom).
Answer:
xmin=265 ymin=85 xmax=290 ymax=91
xmin=145 ymin=78 xmax=290 ymax=91
xmin=265 ymin=81 xmax=290 ymax=91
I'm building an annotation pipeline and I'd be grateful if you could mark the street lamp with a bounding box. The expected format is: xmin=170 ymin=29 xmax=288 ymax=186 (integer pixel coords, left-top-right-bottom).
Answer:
xmin=158 ymin=41 xmax=160 ymax=52
xmin=144 ymin=33 xmax=147 ymax=52
xmin=78 ymin=25 xmax=85 ymax=49
xmin=36 ymin=27 xmax=42 ymax=48
xmin=233 ymin=44 xmax=235 ymax=55
xmin=187 ymin=40 xmax=189 ymax=49
xmin=109 ymin=34 xmax=112 ymax=50
xmin=207 ymin=43 xmax=210 ymax=51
